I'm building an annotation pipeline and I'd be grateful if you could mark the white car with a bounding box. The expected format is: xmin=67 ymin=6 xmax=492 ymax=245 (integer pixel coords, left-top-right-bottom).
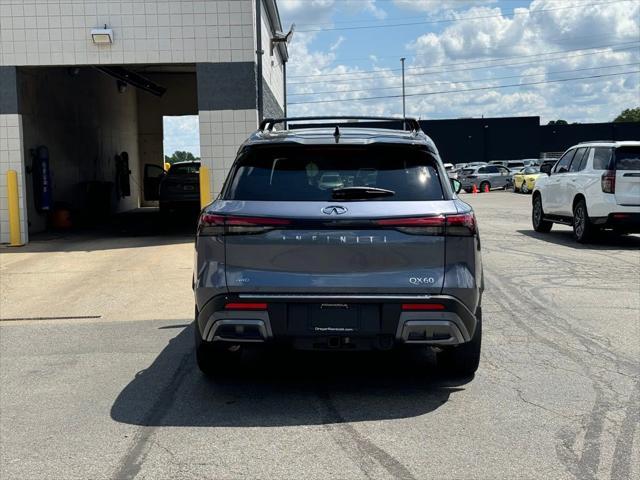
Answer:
xmin=532 ymin=141 xmax=640 ymax=242
xmin=443 ymin=163 xmax=458 ymax=179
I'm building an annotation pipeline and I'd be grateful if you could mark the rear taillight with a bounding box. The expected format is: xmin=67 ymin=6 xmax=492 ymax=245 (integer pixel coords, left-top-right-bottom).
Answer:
xmin=374 ymin=213 xmax=476 ymax=236
xmin=402 ymin=303 xmax=446 ymax=311
xmin=601 ymin=170 xmax=616 ymax=193
xmin=225 ymin=302 xmax=268 ymax=310
xmin=445 ymin=213 xmax=477 ymax=236
xmin=198 ymin=214 xmax=291 ymax=236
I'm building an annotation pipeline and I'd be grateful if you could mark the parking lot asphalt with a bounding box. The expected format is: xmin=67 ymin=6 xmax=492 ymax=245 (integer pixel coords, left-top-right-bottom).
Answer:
xmin=1 ymin=192 xmax=638 ymax=480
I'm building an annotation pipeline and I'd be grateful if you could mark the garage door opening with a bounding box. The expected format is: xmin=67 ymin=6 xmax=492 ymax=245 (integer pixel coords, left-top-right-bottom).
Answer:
xmin=18 ymin=64 xmax=198 ymax=237
xmin=141 ymin=116 xmax=202 ymax=217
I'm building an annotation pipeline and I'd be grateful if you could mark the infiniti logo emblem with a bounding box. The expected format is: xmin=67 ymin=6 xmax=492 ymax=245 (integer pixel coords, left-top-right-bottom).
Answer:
xmin=322 ymin=205 xmax=348 ymax=215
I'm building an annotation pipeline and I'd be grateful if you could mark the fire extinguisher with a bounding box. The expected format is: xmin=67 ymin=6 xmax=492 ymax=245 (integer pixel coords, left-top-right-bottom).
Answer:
xmin=31 ymin=146 xmax=53 ymax=212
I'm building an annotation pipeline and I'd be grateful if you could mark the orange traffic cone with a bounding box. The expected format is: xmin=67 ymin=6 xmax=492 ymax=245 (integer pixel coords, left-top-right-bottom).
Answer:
xmin=472 ymin=184 xmax=478 ymax=196
xmin=484 ymin=183 xmax=490 ymax=193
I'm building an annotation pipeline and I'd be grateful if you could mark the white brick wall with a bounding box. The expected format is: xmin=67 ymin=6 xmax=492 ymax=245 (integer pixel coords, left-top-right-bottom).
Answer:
xmin=0 ymin=0 xmax=256 ymax=66
xmin=199 ymin=109 xmax=258 ymax=197
xmin=260 ymin=0 xmax=284 ymax=107
xmin=0 ymin=114 xmax=28 ymax=244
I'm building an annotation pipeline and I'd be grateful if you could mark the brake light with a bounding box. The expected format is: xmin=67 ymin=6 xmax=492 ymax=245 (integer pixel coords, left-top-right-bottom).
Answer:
xmin=445 ymin=213 xmax=477 ymax=236
xmin=198 ymin=214 xmax=291 ymax=236
xmin=374 ymin=213 xmax=476 ymax=236
xmin=375 ymin=215 xmax=445 ymax=235
xmin=225 ymin=302 xmax=268 ymax=310
xmin=601 ymin=170 xmax=616 ymax=193
xmin=402 ymin=303 xmax=446 ymax=311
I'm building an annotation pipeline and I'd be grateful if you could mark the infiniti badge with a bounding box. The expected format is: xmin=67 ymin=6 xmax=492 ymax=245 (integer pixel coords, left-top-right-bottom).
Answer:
xmin=322 ymin=205 xmax=348 ymax=215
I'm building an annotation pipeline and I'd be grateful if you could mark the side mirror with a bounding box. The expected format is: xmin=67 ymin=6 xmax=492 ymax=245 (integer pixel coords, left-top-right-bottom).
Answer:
xmin=451 ymin=178 xmax=462 ymax=194
xmin=540 ymin=163 xmax=552 ymax=175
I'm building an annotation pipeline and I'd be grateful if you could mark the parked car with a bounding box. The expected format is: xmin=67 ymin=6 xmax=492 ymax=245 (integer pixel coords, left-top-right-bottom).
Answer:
xmin=159 ymin=161 xmax=200 ymax=213
xmin=458 ymin=164 xmax=512 ymax=192
xmin=513 ymin=166 xmax=542 ymax=193
xmin=532 ymin=141 xmax=640 ymax=242
xmin=193 ymin=116 xmax=483 ymax=377
xmin=444 ymin=163 xmax=458 ymax=179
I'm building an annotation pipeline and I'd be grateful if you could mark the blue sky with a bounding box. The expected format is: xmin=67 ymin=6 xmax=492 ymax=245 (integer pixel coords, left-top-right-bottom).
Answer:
xmin=164 ymin=0 xmax=639 ymax=156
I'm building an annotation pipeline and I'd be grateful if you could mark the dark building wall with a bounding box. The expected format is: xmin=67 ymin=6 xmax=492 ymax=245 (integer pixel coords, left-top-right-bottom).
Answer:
xmin=294 ymin=116 xmax=639 ymax=164
xmin=420 ymin=117 xmax=540 ymax=164
xmin=262 ymin=79 xmax=284 ymax=119
xmin=196 ymin=62 xmax=257 ymax=111
xmin=539 ymin=122 xmax=640 ymax=152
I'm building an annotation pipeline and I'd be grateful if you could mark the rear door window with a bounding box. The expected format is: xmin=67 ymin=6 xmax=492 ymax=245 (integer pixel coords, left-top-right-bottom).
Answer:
xmin=169 ymin=163 xmax=200 ymax=175
xmin=615 ymin=146 xmax=640 ymax=170
xmin=569 ymin=148 xmax=588 ymax=172
xmin=224 ymin=145 xmax=445 ymax=201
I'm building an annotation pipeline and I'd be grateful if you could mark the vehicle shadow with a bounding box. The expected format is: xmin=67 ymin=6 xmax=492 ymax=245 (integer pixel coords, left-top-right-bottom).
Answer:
xmin=111 ymin=325 xmax=470 ymax=427
xmin=517 ymin=229 xmax=640 ymax=250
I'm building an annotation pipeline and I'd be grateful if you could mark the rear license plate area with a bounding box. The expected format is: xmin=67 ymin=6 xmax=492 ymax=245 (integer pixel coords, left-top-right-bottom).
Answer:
xmin=286 ymin=303 xmax=381 ymax=335
xmin=311 ymin=304 xmax=358 ymax=333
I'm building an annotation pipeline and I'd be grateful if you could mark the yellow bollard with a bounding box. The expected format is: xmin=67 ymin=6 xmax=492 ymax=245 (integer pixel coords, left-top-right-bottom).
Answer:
xmin=199 ymin=166 xmax=212 ymax=209
xmin=7 ymin=169 xmax=23 ymax=246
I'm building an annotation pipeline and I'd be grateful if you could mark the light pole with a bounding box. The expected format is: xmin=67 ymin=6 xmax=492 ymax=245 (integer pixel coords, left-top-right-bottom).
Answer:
xmin=400 ymin=57 xmax=406 ymax=121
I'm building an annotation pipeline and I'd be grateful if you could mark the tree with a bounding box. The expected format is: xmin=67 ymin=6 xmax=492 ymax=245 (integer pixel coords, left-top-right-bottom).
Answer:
xmin=547 ymin=119 xmax=568 ymax=125
xmin=613 ymin=107 xmax=640 ymax=123
xmin=164 ymin=151 xmax=200 ymax=164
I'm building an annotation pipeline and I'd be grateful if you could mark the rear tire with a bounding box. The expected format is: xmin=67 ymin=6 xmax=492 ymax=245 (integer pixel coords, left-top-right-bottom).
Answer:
xmin=532 ymin=194 xmax=553 ymax=233
xmin=437 ymin=308 xmax=482 ymax=376
xmin=479 ymin=181 xmax=490 ymax=192
xmin=572 ymin=198 xmax=597 ymax=243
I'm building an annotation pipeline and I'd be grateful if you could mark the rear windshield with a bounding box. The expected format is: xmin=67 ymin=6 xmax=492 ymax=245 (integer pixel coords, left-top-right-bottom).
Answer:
xmin=169 ymin=163 xmax=200 ymax=175
xmin=615 ymin=146 xmax=640 ymax=171
xmin=461 ymin=168 xmax=476 ymax=174
xmin=224 ymin=145 xmax=445 ymax=201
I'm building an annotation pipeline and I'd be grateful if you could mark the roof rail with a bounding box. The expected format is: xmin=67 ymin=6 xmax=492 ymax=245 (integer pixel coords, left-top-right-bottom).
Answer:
xmin=577 ymin=140 xmax=615 ymax=143
xmin=259 ymin=116 xmax=422 ymax=133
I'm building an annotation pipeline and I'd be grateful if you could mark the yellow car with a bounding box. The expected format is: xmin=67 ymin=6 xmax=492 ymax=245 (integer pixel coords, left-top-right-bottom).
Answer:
xmin=513 ymin=166 xmax=542 ymax=194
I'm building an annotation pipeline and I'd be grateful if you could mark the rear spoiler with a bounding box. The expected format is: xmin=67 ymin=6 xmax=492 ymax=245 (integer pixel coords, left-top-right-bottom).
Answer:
xmin=259 ymin=116 xmax=422 ymax=134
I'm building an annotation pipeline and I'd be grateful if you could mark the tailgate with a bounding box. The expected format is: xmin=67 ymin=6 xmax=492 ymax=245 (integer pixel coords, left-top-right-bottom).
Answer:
xmin=614 ymin=146 xmax=640 ymax=206
xmin=219 ymin=201 xmax=456 ymax=294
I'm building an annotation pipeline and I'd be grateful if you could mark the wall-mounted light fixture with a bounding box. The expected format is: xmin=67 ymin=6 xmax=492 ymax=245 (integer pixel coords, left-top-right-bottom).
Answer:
xmin=91 ymin=26 xmax=113 ymax=44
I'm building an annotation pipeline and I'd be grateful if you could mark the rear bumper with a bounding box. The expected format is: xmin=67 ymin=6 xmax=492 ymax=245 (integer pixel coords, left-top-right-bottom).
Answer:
xmin=196 ymin=294 xmax=479 ymax=350
xmin=592 ymin=212 xmax=640 ymax=232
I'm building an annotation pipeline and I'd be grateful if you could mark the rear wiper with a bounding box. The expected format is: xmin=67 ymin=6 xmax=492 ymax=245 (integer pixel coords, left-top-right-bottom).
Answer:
xmin=331 ymin=187 xmax=395 ymax=199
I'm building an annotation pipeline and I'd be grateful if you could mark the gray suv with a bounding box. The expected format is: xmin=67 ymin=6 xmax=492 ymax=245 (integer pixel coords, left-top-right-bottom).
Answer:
xmin=193 ymin=117 xmax=483 ymax=376
xmin=459 ymin=164 xmax=511 ymax=192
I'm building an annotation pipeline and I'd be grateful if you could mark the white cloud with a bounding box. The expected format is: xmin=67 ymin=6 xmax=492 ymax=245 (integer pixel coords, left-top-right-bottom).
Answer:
xmin=393 ymin=0 xmax=496 ymax=13
xmin=284 ymin=0 xmax=640 ymax=123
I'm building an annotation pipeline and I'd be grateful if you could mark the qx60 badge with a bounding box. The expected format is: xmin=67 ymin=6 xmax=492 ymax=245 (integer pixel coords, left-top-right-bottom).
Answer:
xmin=322 ymin=205 xmax=348 ymax=215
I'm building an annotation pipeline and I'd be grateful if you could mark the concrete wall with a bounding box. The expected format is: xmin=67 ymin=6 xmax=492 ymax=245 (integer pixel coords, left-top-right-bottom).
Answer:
xmin=0 ymin=66 xmax=28 ymax=243
xmin=19 ymin=67 xmax=141 ymax=234
xmin=196 ymin=62 xmax=259 ymax=197
xmin=260 ymin=0 xmax=284 ymax=111
xmin=0 ymin=114 xmax=28 ymax=243
xmin=0 ymin=0 xmax=255 ymax=66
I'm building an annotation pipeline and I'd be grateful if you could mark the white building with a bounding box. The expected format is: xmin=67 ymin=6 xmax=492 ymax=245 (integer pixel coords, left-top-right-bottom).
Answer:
xmin=0 ymin=0 xmax=288 ymax=243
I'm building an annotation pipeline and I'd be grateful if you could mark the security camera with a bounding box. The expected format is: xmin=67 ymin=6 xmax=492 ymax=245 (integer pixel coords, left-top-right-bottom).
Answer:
xmin=271 ymin=24 xmax=294 ymax=55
